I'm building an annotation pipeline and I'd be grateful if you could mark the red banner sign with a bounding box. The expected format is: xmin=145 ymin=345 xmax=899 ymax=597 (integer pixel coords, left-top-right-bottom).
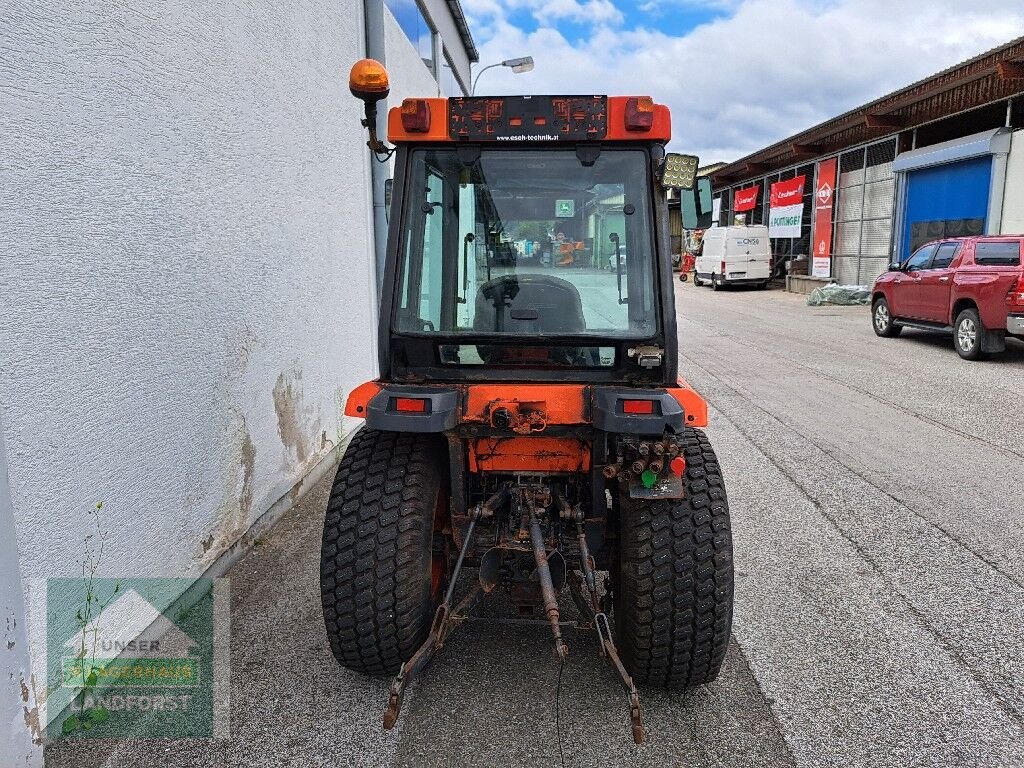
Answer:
xmin=733 ymin=186 xmax=760 ymax=212
xmin=812 ymin=158 xmax=837 ymax=277
xmin=769 ymin=176 xmax=805 ymax=207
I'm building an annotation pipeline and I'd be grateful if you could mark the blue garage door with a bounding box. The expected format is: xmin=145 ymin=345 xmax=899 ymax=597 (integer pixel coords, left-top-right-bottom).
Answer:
xmin=902 ymin=156 xmax=991 ymax=260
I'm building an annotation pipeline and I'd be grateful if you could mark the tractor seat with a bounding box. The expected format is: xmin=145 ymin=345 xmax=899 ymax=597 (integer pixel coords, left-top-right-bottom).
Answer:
xmin=473 ymin=274 xmax=587 ymax=334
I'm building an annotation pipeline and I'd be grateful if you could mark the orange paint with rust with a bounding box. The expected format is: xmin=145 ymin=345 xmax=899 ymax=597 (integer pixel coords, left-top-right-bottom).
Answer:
xmin=344 ymin=381 xmax=382 ymax=417
xmin=463 ymin=384 xmax=588 ymax=426
xmin=469 ymin=436 xmax=591 ymax=473
xmin=666 ymin=378 xmax=708 ymax=427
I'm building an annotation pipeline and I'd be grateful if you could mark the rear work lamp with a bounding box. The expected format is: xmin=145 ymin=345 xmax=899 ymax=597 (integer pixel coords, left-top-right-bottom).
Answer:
xmin=661 ymin=153 xmax=699 ymax=190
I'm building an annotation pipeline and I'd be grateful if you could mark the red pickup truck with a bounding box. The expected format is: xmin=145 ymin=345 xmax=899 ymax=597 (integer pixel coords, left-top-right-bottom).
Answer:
xmin=871 ymin=235 xmax=1024 ymax=360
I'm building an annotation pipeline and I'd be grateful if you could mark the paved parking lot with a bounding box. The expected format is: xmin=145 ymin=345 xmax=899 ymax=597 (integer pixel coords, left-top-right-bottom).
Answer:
xmin=47 ymin=281 xmax=1024 ymax=767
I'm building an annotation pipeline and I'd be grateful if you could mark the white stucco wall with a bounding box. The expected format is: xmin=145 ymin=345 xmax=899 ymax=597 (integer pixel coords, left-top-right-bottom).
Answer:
xmin=1000 ymin=129 xmax=1024 ymax=234
xmin=1 ymin=0 xmax=384 ymax=720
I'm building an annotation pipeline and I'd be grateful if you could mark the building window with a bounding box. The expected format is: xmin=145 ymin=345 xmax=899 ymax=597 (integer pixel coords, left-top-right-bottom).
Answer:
xmin=386 ymin=0 xmax=435 ymax=75
xmin=439 ymin=50 xmax=466 ymax=96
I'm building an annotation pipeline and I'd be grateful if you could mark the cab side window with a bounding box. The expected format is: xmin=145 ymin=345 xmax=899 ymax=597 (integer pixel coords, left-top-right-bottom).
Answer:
xmin=930 ymin=242 xmax=960 ymax=269
xmin=905 ymin=243 xmax=936 ymax=271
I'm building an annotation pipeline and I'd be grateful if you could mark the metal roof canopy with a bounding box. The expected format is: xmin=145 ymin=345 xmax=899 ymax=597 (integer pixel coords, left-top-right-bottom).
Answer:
xmin=892 ymin=127 xmax=1012 ymax=173
xmin=712 ymin=36 xmax=1024 ymax=186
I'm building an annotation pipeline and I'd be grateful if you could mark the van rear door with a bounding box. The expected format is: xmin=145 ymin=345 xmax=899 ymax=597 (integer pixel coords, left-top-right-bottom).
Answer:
xmin=725 ymin=229 xmax=770 ymax=281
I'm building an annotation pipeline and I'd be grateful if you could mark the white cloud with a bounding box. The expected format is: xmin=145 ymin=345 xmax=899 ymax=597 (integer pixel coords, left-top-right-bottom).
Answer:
xmin=463 ymin=0 xmax=1024 ymax=160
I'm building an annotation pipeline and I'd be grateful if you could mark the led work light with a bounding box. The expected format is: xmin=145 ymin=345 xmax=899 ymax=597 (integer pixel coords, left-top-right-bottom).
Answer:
xmin=661 ymin=153 xmax=699 ymax=190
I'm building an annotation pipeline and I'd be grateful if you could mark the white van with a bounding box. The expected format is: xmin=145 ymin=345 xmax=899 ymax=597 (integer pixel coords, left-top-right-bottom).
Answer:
xmin=695 ymin=226 xmax=771 ymax=290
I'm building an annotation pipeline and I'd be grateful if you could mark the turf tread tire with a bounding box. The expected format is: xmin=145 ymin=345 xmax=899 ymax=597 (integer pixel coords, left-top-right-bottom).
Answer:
xmin=320 ymin=428 xmax=444 ymax=677
xmin=614 ymin=427 xmax=733 ymax=690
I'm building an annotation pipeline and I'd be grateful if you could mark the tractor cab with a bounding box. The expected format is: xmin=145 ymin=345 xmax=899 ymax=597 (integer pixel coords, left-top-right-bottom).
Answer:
xmin=378 ymin=93 xmax=705 ymax=385
xmin=320 ymin=60 xmax=733 ymax=746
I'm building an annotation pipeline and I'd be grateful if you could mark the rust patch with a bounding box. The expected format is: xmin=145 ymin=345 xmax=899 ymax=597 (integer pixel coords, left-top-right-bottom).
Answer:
xmin=273 ymin=370 xmax=309 ymax=463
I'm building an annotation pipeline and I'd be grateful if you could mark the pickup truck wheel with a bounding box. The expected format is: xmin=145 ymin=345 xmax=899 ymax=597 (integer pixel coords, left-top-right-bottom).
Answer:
xmin=614 ymin=428 xmax=734 ymax=690
xmin=954 ymin=308 xmax=989 ymax=361
xmin=872 ymin=297 xmax=901 ymax=338
xmin=320 ymin=428 xmax=447 ymax=676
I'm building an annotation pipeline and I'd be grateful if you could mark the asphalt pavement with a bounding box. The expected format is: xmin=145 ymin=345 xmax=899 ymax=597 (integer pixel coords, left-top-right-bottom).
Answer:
xmin=46 ymin=280 xmax=1024 ymax=767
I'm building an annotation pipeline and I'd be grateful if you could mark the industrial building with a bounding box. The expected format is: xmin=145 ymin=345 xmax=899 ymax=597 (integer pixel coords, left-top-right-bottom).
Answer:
xmin=708 ymin=37 xmax=1024 ymax=289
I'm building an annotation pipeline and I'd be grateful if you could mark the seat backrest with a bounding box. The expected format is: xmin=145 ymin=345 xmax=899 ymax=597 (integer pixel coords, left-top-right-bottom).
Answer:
xmin=473 ymin=274 xmax=586 ymax=334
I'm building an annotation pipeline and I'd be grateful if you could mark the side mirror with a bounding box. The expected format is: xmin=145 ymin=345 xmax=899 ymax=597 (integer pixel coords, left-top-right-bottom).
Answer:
xmin=680 ymin=178 xmax=714 ymax=230
xmin=888 ymin=261 xmax=901 ymax=272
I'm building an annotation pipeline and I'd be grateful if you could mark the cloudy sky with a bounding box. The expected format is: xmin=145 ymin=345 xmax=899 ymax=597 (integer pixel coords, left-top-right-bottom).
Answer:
xmin=461 ymin=0 xmax=1024 ymax=162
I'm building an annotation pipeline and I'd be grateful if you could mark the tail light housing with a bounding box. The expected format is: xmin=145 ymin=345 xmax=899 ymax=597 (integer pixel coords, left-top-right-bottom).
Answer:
xmin=622 ymin=399 xmax=655 ymax=415
xmin=624 ymin=96 xmax=654 ymax=131
xmin=721 ymin=260 xmax=727 ymax=275
xmin=393 ymin=397 xmax=428 ymax=413
xmin=400 ymin=98 xmax=431 ymax=132
xmin=1008 ymin=274 xmax=1024 ymax=310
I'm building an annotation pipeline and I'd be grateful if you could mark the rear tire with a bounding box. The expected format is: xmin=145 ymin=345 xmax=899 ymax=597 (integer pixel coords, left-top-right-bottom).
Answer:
xmin=679 ymin=272 xmax=688 ymax=283
xmin=693 ymin=275 xmax=703 ymax=287
xmin=712 ymin=275 xmax=722 ymax=291
xmin=954 ymin=308 xmax=988 ymax=361
xmin=320 ymin=428 xmax=447 ymax=676
xmin=614 ymin=428 xmax=733 ymax=689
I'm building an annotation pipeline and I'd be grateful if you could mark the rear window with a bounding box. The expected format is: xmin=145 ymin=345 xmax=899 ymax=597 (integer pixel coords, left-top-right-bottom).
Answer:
xmin=974 ymin=241 xmax=1021 ymax=266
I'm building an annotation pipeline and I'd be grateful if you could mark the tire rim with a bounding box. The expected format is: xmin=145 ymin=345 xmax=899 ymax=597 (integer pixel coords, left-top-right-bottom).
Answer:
xmin=958 ymin=318 xmax=977 ymax=351
xmin=874 ymin=303 xmax=889 ymax=331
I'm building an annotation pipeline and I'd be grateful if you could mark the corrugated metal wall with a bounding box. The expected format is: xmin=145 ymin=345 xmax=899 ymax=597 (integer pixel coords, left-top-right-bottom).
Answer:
xmin=833 ymin=138 xmax=897 ymax=285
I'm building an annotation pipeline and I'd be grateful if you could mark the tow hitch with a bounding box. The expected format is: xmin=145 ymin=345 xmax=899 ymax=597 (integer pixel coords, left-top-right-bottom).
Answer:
xmin=381 ymin=483 xmax=645 ymax=744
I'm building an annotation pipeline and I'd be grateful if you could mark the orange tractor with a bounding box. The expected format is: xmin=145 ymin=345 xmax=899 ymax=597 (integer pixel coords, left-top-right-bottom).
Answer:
xmin=321 ymin=60 xmax=731 ymax=743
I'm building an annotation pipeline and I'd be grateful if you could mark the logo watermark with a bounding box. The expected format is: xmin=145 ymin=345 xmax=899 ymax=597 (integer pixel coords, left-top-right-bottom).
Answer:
xmin=46 ymin=577 xmax=229 ymax=740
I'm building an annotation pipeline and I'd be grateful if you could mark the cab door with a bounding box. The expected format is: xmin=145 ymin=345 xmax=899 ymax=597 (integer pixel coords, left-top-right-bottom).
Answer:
xmin=892 ymin=243 xmax=936 ymax=319
xmin=916 ymin=241 xmax=961 ymax=324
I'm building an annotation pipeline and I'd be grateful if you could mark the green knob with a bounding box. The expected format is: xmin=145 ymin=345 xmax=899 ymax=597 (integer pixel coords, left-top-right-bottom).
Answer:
xmin=641 ymin=469 xmax=657 ymax=488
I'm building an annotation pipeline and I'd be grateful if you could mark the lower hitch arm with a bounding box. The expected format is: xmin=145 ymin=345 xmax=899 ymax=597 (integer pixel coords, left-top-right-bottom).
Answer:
xmin=595 ymin=611 xmax=645 ymax=744
xmin=383 ymin=499 xmax=492 ymax=730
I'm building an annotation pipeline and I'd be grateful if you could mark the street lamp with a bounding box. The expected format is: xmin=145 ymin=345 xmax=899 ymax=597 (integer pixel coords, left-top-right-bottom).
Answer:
xmin=471 ymin=56 xmax=535 ymax=96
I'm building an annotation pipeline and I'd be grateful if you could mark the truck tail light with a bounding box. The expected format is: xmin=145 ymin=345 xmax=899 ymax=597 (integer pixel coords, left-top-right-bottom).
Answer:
xmin=622 ymin=399 xmax=655 ymax=415
xmin=394 ymin=397 xmax=428 ymax=413
xmin=624 ymin=97 xmax=654 ymax=131
xmin=400 ymin=99 xmax=431 ymax=132
xmin=1008 ymin=274 xmax=1024 ymax=310
xmin=721 ymin=260 xmax=726 ymax=275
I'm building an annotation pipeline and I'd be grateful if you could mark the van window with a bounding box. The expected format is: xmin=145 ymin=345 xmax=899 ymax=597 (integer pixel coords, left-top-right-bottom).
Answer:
xmin=974 ymin=241 xmax=1021 ymax=266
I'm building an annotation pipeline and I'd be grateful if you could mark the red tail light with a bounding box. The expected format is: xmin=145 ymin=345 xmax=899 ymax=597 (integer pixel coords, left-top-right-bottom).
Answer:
xmin=394 ymin=397 xmax=428 ymax=413
xmin=721 ymin=260 xmax=726 ymax=275
xmin=624 ymin=97 xmax=654 ymax=131
xmin=400 ymin=99 xmax=431 ymax=132
xmin=1008 ymin=274 xmax=1024 ymax=310
xmin=622 ymin=399 xmax=655 ymax=415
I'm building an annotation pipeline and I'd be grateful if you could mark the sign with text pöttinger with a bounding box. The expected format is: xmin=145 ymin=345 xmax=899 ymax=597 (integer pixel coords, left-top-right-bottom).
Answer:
xmin=768 ymin=176 xmax=805 ymax=238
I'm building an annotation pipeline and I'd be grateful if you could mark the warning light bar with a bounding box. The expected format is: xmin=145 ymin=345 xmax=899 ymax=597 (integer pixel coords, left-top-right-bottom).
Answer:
xmin=387 ymin=95 xmax=671 ymax=143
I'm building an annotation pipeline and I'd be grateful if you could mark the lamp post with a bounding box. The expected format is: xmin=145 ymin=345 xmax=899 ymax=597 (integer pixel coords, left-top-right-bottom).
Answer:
xmin=471 ymin=56 xmax=535 ymax=96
